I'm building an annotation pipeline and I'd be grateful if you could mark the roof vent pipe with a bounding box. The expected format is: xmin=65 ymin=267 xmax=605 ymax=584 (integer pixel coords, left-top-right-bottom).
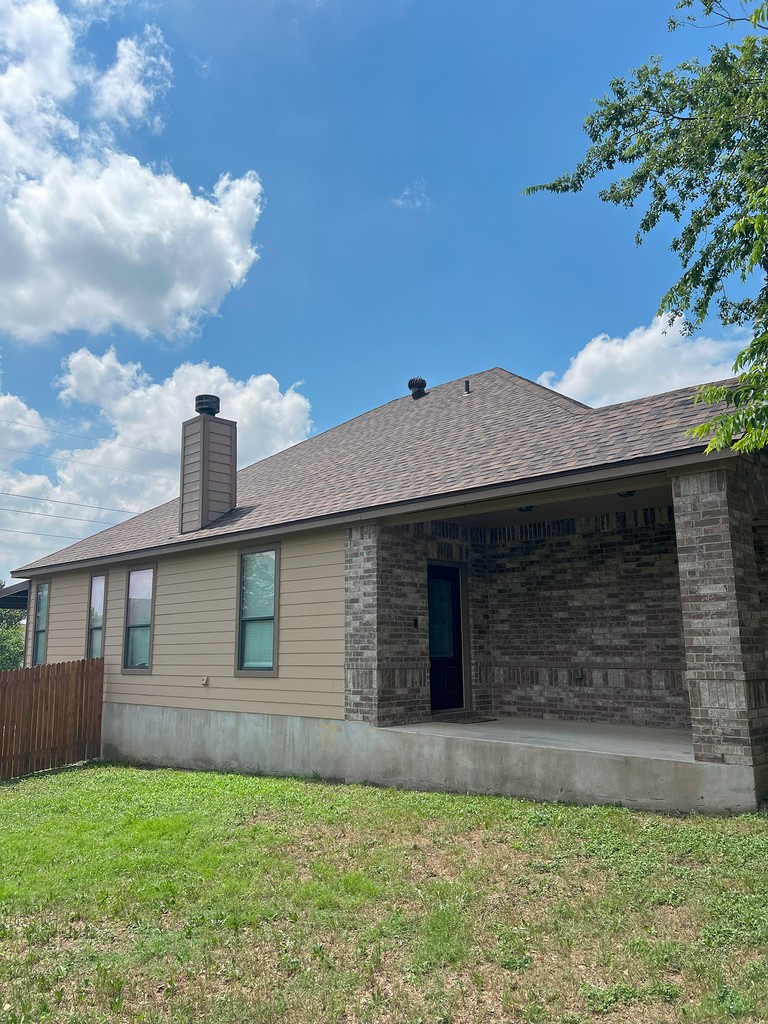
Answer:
xmin=195 ymin=394 xmax=220 ymax=416
xmin=408 ymin=377 xmax=427 ymax=399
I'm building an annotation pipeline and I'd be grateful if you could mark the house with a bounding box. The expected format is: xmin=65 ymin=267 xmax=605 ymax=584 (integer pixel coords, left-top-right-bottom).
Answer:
xmin=11 ymin=368 xmax=768 ymax=813
xmin=0 ymin=581 xmax=28 ymax=611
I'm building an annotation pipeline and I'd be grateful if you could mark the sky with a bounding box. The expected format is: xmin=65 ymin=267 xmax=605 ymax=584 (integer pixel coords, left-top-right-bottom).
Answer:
xmin=0 ymin=0 xmax=752 ymax=583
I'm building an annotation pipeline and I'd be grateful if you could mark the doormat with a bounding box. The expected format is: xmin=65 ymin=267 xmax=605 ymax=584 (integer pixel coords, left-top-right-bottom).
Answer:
xmin=430 ymin=712 xmax=497 ymax=724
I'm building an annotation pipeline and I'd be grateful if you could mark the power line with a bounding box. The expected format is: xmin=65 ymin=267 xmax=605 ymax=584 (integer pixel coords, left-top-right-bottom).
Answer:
xmin=0 ymin=446 xmax=174 ymax=482
xmin=0 ymin=505 xmax=120 ymax=526
xmin=0 ymin=416 xmax=177 ymax=458
xmin=0 ymin=490 xmax=134 ymax=515
xmin=0 ymin=526 xmax=86 ymax=541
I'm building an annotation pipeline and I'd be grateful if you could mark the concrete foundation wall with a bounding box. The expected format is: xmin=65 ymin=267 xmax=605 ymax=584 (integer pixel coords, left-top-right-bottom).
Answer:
xmin=102 ymin=701 xmax=765 ymax=814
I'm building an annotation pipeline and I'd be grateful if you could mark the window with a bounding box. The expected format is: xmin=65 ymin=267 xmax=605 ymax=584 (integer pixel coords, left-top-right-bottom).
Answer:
xmin=238 ymin=549 xmax=277 ymax=672
xmin=32 ymin=581 xmax=49 ymax=666
xmin=124 ymin=567 xmax=154 ymax=670
xmin=87 ymin=575 xmax=106 ymax=659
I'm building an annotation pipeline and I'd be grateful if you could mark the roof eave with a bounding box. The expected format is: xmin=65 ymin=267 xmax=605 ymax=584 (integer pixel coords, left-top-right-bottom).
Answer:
xmin=12 ymin=445 xmax=734 ymax=578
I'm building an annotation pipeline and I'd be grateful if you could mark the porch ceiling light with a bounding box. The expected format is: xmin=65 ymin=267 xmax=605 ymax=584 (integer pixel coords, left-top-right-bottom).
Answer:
xmin=617 ymin=490 xmax=636 ymax=497
xmin=517 ymin=505 xmax=534 ymax=512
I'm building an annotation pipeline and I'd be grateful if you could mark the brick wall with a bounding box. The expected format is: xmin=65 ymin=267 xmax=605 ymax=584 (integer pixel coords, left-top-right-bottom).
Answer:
xmin=344 ymin=525 xmax=380 ymax=723
xmin=346 ymin=510 xmax=690 ymax=730
xmin=485 ymin=507 xmax=689 ymax=728
xmin=375 ymin=524 xmax=431 ymax=725
xmin=673 ymin=463 xmax=768 ymax=766
xmin=752 ymin=519 xmax=768 ymax=762
xmin=344 ymin=523 xmax=432 ymax=726
xmin=345 ymin=521 xmax=489 ymax=726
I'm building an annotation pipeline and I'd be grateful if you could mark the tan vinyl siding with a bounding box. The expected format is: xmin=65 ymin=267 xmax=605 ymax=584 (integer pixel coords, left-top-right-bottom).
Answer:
xmin=101 ymin=528 xmax=345 ymax=719
xmin=40 ymin=571 xmax=91 ymax=663
xmin=203 ymin=419 xmax=236 ymax=521
xmin=179 ymin=418 xmax=203 ymax=532
xmin=23 ymin=583 xmax=36 ymax=667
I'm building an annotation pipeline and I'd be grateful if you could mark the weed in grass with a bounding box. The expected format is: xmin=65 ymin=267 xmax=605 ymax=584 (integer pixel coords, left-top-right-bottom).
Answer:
xmin=487 ymin=924 xmax=533 ymax=972
xmin=22 ymin=920 xmax=56 ymax=946
xmin=739 ymin=957 xmax=768 ymax=984
xmin=692 ymin=983 xmax=757 ymax=1019
xmin=580 ymin=982 xmax=635 ymax=1014
xmin=93 ymin=962 xmax=126 ymax=1012
xmin=579 ymin=979 xmax=680 ymax=1014
xmin=522 ymin=997 xmax=548 ymax=1022
xmin=364 ymin=907 xmax=416 ymax=942
xmin=646 ymin=885 xmax=689 ymax=907
xmin=715 ymin=984 xmax=755 ymax=1016
xmin=625 ymin=935 xmax=687 ymax=972
xmin=703 ymin=891 xmax=768 ymax=947
xmin=410 ymin=904 xmax=470 ymax=975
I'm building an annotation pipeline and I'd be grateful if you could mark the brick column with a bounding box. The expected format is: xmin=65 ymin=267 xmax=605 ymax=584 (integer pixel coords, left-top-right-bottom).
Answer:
xmin=466 ymin=535 xmax=493 ymax=715
xmin=673 ymin=466 xmax=768 ymax=766
xmin=344 ymin=525 xmax=381 ymax=723
xmin=344 ymin=524 xmax=431 ymax=726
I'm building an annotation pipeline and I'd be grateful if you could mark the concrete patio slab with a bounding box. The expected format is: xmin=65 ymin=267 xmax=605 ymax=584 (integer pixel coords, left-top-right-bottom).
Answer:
xmin=389 ymin=716 xmax=696 ymax=761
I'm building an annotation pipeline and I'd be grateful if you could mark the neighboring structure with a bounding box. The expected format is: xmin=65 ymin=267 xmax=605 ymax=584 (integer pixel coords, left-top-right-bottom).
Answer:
xmin=0 ymin=581 xmax=28 ymax=611
xmin=12 ymin=369 xmax=768 ymax=812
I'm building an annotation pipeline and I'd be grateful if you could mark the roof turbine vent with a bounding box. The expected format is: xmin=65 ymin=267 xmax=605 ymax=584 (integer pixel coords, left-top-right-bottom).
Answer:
xmin=195 ymin=394 xmax=220 ymax=417
xmin=408 ymin=377 xmax=427 ymax=400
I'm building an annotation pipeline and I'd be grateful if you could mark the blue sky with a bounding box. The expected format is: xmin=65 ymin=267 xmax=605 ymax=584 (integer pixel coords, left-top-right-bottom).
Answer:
xmin=0 ymin=0 xmax=750 ymax=581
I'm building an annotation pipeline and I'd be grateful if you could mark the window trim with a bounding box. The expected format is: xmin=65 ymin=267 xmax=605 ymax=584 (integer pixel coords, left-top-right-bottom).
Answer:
xmin=235 ymin=545 xmax=279 ymax=677
xmin=122 ymin=564 xmax=156 ymax=674
xmin=31 ymin=579 xmax=50 ymax=667
xmin=86 ymin=573 xmax=107 ymax=660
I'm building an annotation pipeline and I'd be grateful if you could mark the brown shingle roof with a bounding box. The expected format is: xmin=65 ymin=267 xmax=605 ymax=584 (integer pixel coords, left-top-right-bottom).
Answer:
xmin=15 ymin=368 xmax=722 ymax=574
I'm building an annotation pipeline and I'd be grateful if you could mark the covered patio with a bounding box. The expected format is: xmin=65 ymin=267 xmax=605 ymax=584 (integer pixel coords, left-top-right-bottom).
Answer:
xmin=344 ymin=459 xmax=768 ymax=812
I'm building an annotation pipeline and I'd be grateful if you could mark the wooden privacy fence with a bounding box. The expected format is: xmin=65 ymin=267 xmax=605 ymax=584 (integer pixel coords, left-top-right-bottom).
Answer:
xmin=0 ymin=659 xmax=104 ymax=782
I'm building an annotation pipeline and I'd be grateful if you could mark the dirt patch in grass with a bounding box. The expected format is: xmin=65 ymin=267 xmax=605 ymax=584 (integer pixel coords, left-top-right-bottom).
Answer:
xmin=648 ymin=901 xmax=704 ymax=942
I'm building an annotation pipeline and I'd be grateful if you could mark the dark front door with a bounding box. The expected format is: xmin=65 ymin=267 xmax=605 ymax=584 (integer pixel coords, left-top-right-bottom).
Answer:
xmin=428 ymin=565 xmax=464 ymax=711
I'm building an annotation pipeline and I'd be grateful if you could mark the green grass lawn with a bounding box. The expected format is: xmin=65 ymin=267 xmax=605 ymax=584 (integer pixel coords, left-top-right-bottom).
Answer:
xmin=1 ymin=766 xmax=767 ymax=1023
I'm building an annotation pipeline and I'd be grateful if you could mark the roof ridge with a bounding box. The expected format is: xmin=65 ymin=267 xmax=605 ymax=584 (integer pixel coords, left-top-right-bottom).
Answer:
xmin=489 ymin=368 xmax=592 ymax=413
xmin=595 ymin=377 xmax=736 ymax=412
xmin=238 ymin=366 xmax=551 ymax=473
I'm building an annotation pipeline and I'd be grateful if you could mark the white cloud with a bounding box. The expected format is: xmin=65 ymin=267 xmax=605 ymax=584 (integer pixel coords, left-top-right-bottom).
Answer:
xmin=92 ymin=24 xmax=171 ymax=128
xmin=57 ymin=344 xmax=148 ymax=406
xmin=0 ymin=392 xmax=47 ymax=470
xmin=4 ymin=158 xmax=262 ymax=339
xmin=69 ymin=0 xmax=129 ymax=23
xmin=391 ymin=176 xmax=430 ymax=210
xmin=0 ymin=348 xmax=312 ymax=582
xmin=0 ymin=0 xmax=262 ymax=342
xmin=538 ymin=317 xmax=743 ymax=407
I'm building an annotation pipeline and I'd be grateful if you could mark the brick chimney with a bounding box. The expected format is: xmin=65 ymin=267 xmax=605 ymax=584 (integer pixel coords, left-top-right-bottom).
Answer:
xmin=179 ymin=394 xmax=237 ymax=533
